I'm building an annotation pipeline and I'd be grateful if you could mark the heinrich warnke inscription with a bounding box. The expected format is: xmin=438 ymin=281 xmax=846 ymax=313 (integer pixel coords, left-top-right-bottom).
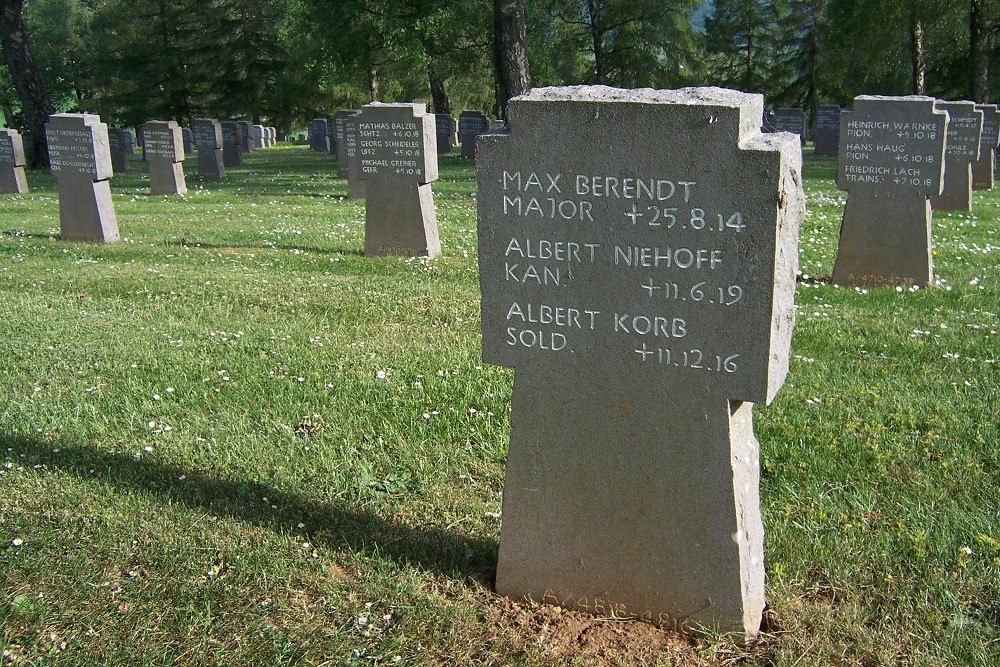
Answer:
xmin=193 ymin=118 xmax=225 ymax=179
xmin=459 ymin=110 xmax=490 ymax=158
xmin=357 ymin=103 xmax=440 ymax=257
xmin=972 ymin=104 xmax=999 ymax=190
xmin=0 ymin=128 xmax=29 ymax=193
xmin=46 ymin=113 xmax=119 ymax=242
xmin=931 ymin=100 xmax=983 ymax=211
xmin=143 ymin=120 xmax=187 ymax=195
xmin=477 ymin=86 xmax=804 ymax=635
xmin=813 ymin=104 xmax=840 ymax=155
xmin=221 ymin=121 xmax=244 ymax=167
xmin=833 ymin=95 xmax=947 ymax=288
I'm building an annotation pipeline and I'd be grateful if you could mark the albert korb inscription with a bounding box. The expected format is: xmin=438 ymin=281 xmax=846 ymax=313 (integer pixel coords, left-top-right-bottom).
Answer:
xmin=839 ymin=117 xmax=945 ymax=190
xmin=48 ymin=128 xmax=99 ymax=176
xmin=358 ymin=120 xmax=424 ymax=179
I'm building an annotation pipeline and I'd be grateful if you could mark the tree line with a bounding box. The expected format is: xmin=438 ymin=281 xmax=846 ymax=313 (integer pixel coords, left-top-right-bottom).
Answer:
xmin=2 ymin=0 xmax=998 ymax=167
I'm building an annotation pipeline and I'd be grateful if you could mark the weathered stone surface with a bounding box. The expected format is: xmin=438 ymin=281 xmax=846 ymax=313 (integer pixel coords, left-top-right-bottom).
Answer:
xmin=813 ymin=104 xmax=840 ymax=155
xmin=221 ymin=121 xmax=244 ymax=167
xmin=459 ymin=110 xmax=491 ymax=158
xmin=358 ymin=103 xmax=440 ymax=257
xmin=334 ymin=110 xmax=359 ymax=178
xmin=435 ymin=114 xmax=458 ymax=154
xmin=45 ymin=113 xmax=119 ymax=242
xmin=833 ymin=95 xmax=947 ymax=287
xmin=972 ymin=104 xmax=999 ymax=190
xmin=309 ymin=118 xmax=330 ymax=152
xmin=193 ymin=118 xmax=225 ymax=179
xmin=930 ymin=100 xmax=982 ymax=212
xmin=0 ymin=129 xmax=29 ymax=193
xmin=477 ymin=85 xmax=804 ymax=635
xmin=344 ymin=115 xmax=366 ymax=199
xmin=107 ymin=128 xmax=130 ymax=174
xmin=143 ymin=120 xmax=187 ymax=195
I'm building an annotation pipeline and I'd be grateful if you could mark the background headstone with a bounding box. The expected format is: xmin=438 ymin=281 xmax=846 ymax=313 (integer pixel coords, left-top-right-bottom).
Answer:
xmin=143 ymin=120 xmax=187 ymax=195
xmin=46 ymin=113 xmax=119 ymax=242
xmin=477 ymin=85 xmax=804 ymax=635
xmin=108 ymin=128 xmax=130 ymax=173
xmin=236 ymin=121 xmax=254 ymax=153
xmin=250 ymin=124 xmax=264 ymax=149
xmin=833 ymin=95 xmax=948 ymax=287
xmin=459 ymin=110 xmax=490 ymax=158
xmin=813 ymin=104 xmax=840 ymax=155
xmin=123 ymin=130 xmax=135 ymax=155
xmin=221 ymin=121 xmax=244 ymax=167
xmin=334 ymin=110 xmax=359 ymax=178
xmin=309 ymin=118 xmax=330 ymax=152
xmin=344 ymin=115 xmax=365 ymax=199
xmin=972 ymin=103 xmax=999 ymax=190
xmin=182 ymin=127 xmax=194 ymax=153
xmin=930 ymin=100 xmax=982 ymax=211
xmin=193 ymin=118 xmax=225 ymax=179
xmin=435 ymin=113 xmax=457 ymax=154
xmin=772 ymin=107 xmax=805 ymax=142
xmin=357 ymin=102 xmax=439 ymax=257
xmin=0 ymin=128 xmax=29 ymax=193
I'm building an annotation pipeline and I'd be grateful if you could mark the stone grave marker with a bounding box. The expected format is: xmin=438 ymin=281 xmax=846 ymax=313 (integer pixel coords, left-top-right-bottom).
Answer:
xmin=123 ymin=129 xmax=135 ymax=154
xmin=193 ymin=118 xmax=225 ymax=179
xmin=435 ymin=113 xmax=457 ymax=154
xmin=182 ymin=127 xmax=194 ymax=153
xmin=477 ymin=85 xmax=804 ymax=635
xmin=772 ymin=108 xmax=805 ymax=142
xmin=813 ymin=104 xmax=840 ymax=155
xmin=143 ymin=120 xmax=187 ymax=195
xmin=459 ymin=110 xmax=490 ymax=158
xmin=309 ymin=118 xmax=330 ymax=152
xmin=250 ymin=124 xmax=264 ymax=149
xmin=357 ymin=103 xmax=439 ymax=257
xmin=297 ymin=133 xmax=305 ymax=141
xmin=344 ymin=115 xmax=365 ymax=199
xmin=108 ymin=128 xmax=130 ymax=173
xmin=136 ymin=124 xmax=148 ymax=161
xmin=45 ymin=113 xmax=119 ymax=242
xmin=334 ymin=110 xmax=359 ymax=177
xmin=237 ymin=121 xmax=254 ymax=153
xmin=221 ymin=121 xmax=244 ymax=167
xmin=972 ymin=103 xmax=999 ymax=190
xmin=0 ymin=129 xmax=29 ymax=193
xmin=930 ymin=101 xmax=982 ymax=212
xmin=833 ymin=95 xmax=948 ymax=288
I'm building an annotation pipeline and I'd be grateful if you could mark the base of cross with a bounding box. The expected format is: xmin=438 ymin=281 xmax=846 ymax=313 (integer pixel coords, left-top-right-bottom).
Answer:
xmin=59 ymin=176 xmax=119 ymax=243
xmin=972 ymin=149 xmax=995 ymax=190
xmin=364 ymin=181 xmax=440 ymax=257
xmin=150 ymin=161 xmax=187 ymax=196
xmin=833 ymin=194 xmax=932 ymax=288
xmin=496 ymin=369 xmax=765 ymax=636
xmin=198 ymin=150 xmax=225 ymax=179
xmin=931 ymin=163 xmax=973 ymax=211
xmin=0 ymin=166 xmax=28 ymax=194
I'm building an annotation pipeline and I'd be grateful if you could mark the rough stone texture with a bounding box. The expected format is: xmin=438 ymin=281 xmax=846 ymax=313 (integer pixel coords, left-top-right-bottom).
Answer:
xmin=0 ymin=129 xmax=29 ymax=193
xmin=930 ymin=100 xmax=982 ymax=212
xmin=107 ymin=128 xmax=130 ymax=174
xmin=459 ymin=110 xmax=491 ymax=158
xmin=972 ymin=104 xmax=999 ymax=190
xmin=237 ymin=121 xmax=254 ymax=153
xmin=344 ymin=115 xmax=366 ymax=199
xmin=193 ymin=118 xmax=225 ymax=179
xmin=334 ymin=110 xmax=359 ymax=177
xmin=45 ymin=113 xmax=119 ymax=242
xmin=309 ymin=118 xmax=330 ymax=152
xmin=435 ymin=114 xmax=458 ymax=154
xmin=833 ymin=95 xmax=947 ymax=287
xmin=813 ymin=105 xmax=840 ymax=155
xmin=477 ymin=85 xmax=804 ymax=636
xmin=221 ymin=121 xmax=244 ymax=167
xmin=143 ymin=120 xmax=187 ymax=195
xmin=358 ymin=103 xmax=440 ymax=257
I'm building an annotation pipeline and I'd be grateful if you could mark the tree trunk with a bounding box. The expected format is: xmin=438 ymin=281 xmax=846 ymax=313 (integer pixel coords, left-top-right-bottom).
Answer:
xmin=493 ymin=0 xmax=530 ymax=121
xmin=970 ymin=0 xmax=989 ymax=102
xmin=910 ymin=16 xmax=926 ymax=94
xmin=586 ymin=0 xmax=605 ymax=84
xmin=368 ymin=65 xmax=381 ymax=102
xmin=429 ymin=72 xmax=450 ymax=114
xmin=0 ymin=0 xmax=56 ymax=168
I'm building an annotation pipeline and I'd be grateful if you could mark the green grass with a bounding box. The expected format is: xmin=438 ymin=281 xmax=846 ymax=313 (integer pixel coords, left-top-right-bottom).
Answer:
xmin=1 ymin=145 xmax=998 ymax=666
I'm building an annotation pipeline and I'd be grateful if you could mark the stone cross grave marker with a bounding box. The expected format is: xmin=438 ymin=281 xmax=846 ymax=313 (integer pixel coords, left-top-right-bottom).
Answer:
xmin=334 ymin=110 xmax=359 ymax=177
xmin=813 ymin=104 xmax=840 ymax=155
xmin=221 ymin=121 xmax=244 ymax=167
xmin=309 ymin=118 xmax=330 ymax=152
xmin=833 ymin=95 xmax=948 ymax=288
xmin=236 ymin=121 xmax=254 ymax=153
xmin=182 ymin=127 xmax=194 ymax=154
xmin=123 ymin=129 xmax=135 ymax=154
xmin=108 ymin=128 xmax=130 ymax=173
xmin=459 ymin=110 xmax=491 ymax=158
xmin=931 ymin=100 xmax=982 ymax=212
xmin=46 ymin=113 xmax=119 ymax=242
xmin=435 ymin=113 xmax=457 ymax=154
xmin=250 ymin=124 xmax=264 ymax=150
xmin=344 ymin=115 xmax=365 ymax=199
xmin=772 ymin=108 xmax=805 ymax=142
xmin=193 ymin=118 xmax=225 ymax=179
xmin=0 ymin=129 xmax=29 ymax=193
xmin=972 ymin=104 xmax=999 ymax=190
xmin=357 ymin=103 xmax=440 ymax=257
xmin=143 ymin=120 xmax=187 ymax=195
xmin=477 ymin=86 xmax=804 ymax=635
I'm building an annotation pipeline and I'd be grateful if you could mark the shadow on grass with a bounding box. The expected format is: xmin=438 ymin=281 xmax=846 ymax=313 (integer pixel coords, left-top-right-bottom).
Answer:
xmin=1 ymin=432 xmax=498 ymax=581
xmin=173 ymin=239 xmax=366 ymax=257
xmin=4 ymin=230 xmax=58 ymax=240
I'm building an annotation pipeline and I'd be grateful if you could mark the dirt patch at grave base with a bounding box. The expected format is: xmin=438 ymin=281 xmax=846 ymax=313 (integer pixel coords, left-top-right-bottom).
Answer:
xmin=486 ymin=596 xmax=720 ymax=666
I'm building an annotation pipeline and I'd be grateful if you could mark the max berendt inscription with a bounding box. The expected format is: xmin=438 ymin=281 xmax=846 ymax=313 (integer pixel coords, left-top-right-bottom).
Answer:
xmin=0 ymin=129 xmax=29 ymax=193
xmin=357 ymin=103 xmax=440 ymax=257
xmin=46 ymin=113 xmax=119 ymax=242
xmin=477 ymin=86 xmax=804 ymax=635
xmin=833 ymin=95 xmax=947 ymax=287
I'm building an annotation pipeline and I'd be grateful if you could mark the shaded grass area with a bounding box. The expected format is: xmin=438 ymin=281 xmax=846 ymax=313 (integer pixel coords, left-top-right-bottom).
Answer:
xmin=1 ymin=145 xmax=999 ymax=665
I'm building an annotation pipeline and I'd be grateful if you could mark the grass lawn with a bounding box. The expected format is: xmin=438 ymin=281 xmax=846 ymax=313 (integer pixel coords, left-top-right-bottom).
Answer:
xmin=1 ymin=143 xmax=998 ymax=666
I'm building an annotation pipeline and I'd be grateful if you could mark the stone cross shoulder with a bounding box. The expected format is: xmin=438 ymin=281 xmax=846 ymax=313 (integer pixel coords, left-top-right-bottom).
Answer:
xmin=477 ymin=86 xmax=804 ymax=635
